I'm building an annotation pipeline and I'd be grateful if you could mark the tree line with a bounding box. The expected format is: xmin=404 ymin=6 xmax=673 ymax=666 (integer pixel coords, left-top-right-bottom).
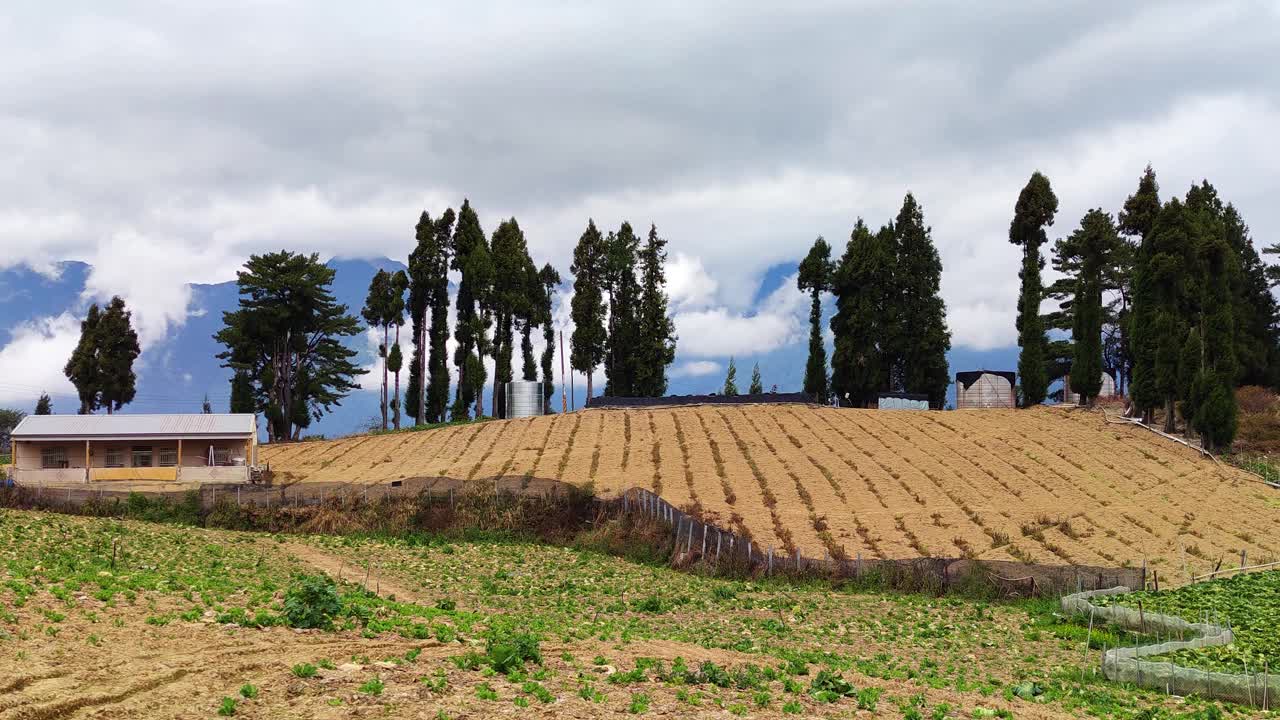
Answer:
xmin=800 ymin=192 xmax=954 ymax=409
xmin=213 ymin=203 xmax=679 ymax=441
xmin=1011 ymin=166 xmax=1280 ymax=451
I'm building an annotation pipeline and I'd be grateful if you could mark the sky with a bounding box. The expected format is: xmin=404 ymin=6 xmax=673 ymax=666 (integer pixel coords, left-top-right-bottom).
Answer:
xmin=1 ymin=1 xmax=1278 ymax=413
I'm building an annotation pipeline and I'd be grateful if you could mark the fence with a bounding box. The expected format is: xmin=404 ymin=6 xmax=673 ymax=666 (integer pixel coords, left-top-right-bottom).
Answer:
xmin=620 ymin=487 xmax=1144 ymax=596
xmin=1063 ymin=587 xmax=1275 ymax=709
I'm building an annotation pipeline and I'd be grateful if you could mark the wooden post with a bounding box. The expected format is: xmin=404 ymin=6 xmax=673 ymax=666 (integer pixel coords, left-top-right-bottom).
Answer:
xmin=701 ymin=525 xmax=707 ymax=556
xmin=84 ymin=440 xmax=90 ymax=483
xmin=1241 ymin=549 xmax=1248 ymax=569
xmin=176 ymin=438 xmax=183 ymax=482
xmin=715 ymin=531 xmax=722 ymax=562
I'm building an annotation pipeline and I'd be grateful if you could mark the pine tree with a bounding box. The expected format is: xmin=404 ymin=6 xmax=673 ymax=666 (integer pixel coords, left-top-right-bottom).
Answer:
xmin=406 ymin=210 xmax=449 ymax=425
xmin=893 ymin=194 xmax=951 ymax=407
xmin=570 ymin=220 xmax=608 ymax=402
xmin=1009 ymin=172 xmax=1058 ymax=406
xmin=451 ymin=200 xmax=492 ymax=419
xmin=1132 ymin=198 xmax=1196 ymax=431
xmin=361 ymin=269 xmax=392 ymax=430
xmin=64 ymin=303 xmax=103 ymax=414
xmin=1191 ymin=227 xmax=1238 ymax=451
xmin=1265 ymin=242 xmax=1280 ymax=288
xmin=831 ymin=219 xmax=891 ymax=408
xmin=34 ymin=393 xmax=52 ymax=415
xmin=215 ymin=251 xmax=364 ymax=442
xmin=427 ymin=209 xmax=455 ymax=423
xmin=603 ymin=223 xmax=643 ymax=397
xmin=797 ymin=237 xmax=832 ymax=402
xmin=1067 ymin=210 xmax=1116 ymax=406
xmin=749 ymin=363 xmax=763 ymax=395
xmin=538 ymin=263 xmax=562 ymax=412
xmin=230 ymin=371 xmax=254 ymax=413
xmin=520 ymin=259 xmax=541 ymax=382
xmin=722 ymin=357 xmax=739 ymax=396
xmin=95 ymin=297 xmax=141 ymax=414
xmin=635 ymin=224 xmax=677 ymax=397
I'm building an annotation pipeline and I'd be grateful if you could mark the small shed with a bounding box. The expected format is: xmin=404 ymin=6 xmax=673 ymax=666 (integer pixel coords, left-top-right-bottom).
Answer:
xmin=877 ymin=392 xmax=930 ymax=411
xmin=9 ymin=413 xmax=258 ymax=485
xmin=956 ymin=370 xmax=1016 ymax=409
xmin=1063 ymin=370 xmax=1118 ymax=405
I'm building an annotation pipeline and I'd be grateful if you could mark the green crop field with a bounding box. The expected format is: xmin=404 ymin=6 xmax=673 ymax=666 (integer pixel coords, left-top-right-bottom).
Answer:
xmin=0 ymin=508 xmax=1268 ymax=719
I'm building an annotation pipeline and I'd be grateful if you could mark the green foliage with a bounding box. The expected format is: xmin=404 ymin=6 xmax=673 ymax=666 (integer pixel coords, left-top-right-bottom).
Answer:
xmin=893 ymin=194 xmax=951 ymax=407
xmin=628 ymin=692 xmax=650 ymax=714
xmin=358 ymin=676 xmax=384 ymax=695
xmin=407 ymin=208 xmax=456 ymax=425
xmin=282 ymin=574 xmax=342 ymax=630
xmin=603 ymin=222 xmax=643 ymax=397
xmin=483 ymin=627 xmax=542 ymax=675
xmin=537 ymin=263 xmax=562 ymax=411
xmin=808 ymin=669 xmax=854 ymax=701
xmin=798 ymin=236 xmax=833 ymax=402
xmin=831 ymin=219 xmax=892 ymax=408
xmin=291 ymin=663 xmax=318 ymax=679
xmin=34 ymin=393 xmax=52 ymax=415
xmin=215 ymin=251 xmax=364 ymax=441
xmin=217 ymin=697 xmax=237 ymax=716
xmin=489 ymin=217 xmax=535 ymax=418
xmin=1009 ymin=171 xmax=1058 ymax=406
xmin=451 ymin=199 xmax=494 ymax=420
xmin=634 ymin=224 xmax=677 ymax=397
xmin=722 ymin=357 xmax=739 ymax=397
xmin=238 ymin=683 xmax=258 ymax=699
xmin=749 ymin=363 xmax=763 ymax=395
xmin=1067 ymin=209 xmax=1118 ymax=405
xmin=570 ymin=219 xmax=609 ymax=400
xmin=63 ymin=297 xmax=141 ymax=414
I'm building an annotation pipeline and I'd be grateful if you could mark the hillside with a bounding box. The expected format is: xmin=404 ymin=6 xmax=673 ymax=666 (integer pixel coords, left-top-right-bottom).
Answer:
xmin=261 ymin=404 xmax=1280 ymax=575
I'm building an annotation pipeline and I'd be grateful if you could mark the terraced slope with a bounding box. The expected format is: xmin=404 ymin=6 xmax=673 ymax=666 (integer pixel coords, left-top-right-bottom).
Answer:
xmin=262 ymin=404 xmax=1280 ymax=573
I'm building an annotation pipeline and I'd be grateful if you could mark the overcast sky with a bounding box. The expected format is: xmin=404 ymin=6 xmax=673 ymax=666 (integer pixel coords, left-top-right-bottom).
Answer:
xmin=2 ymin=1 xmax=1278 ymax=377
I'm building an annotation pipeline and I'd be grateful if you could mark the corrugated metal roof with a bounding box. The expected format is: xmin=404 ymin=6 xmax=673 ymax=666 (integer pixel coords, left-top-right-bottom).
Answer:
xmin=12 ymin=414 xmax=256 ymax=439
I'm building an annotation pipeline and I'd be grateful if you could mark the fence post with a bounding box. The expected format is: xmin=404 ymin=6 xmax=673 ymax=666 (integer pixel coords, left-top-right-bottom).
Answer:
xmin=768 ymin=546 xmax=773 ymax=575
xmin=856 ymin=552 xmax=862 ymax=579
xmin=686 ymin=522 xmax=692 ymax=554
xmin=701 ymin=525 xmax=707 ymax=556
xmin=715 ymin=531 xmax=722 ymax=562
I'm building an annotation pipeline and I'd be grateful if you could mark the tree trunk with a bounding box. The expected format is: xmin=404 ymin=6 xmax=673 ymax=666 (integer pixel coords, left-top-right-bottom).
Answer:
xmin=393 ymin=324 xmax=401 ymax=430
xmin=586 ymin=366 xmax=594 ymax=405
xmin=1163 ymin=396 xmax=1176 ymax=434
xmin=382 ymin=325 xmax=389 ymax=430
xmin=419 ymin=314 xmax=427 ymax=426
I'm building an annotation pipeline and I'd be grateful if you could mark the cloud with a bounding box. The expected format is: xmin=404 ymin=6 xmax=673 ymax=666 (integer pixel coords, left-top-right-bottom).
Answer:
xmin=666 ymin=252 xmax=718 ymax=310
xmin=672 ymin=270 xmax=808 ymax=357
xmin=0 ymin=313 xmax=81 ymax=406
xmin=671 ymin=360 xmax=721 ymax=378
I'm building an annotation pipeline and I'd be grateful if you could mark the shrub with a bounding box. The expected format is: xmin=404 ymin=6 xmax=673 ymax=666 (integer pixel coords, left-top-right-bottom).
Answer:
xmin=484 ymin=628 xmax=542 ymax=675
xmin=282 ymin=574 xmax=342 ymax=630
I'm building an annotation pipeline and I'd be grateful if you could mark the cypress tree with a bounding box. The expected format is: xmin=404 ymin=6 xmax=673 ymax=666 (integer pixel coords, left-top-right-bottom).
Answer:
xmin=451 ymin=200 xmax=492 ymax=419
xmin=34 ymin=393 xmax=52 ymax=415
xmin=830 ymin=219 xmax=890 ymax=408
xmin=1133 ymin=198 xmax=1196 ymax=432
xmin=1009 ymin=172 xmax=1058 ymax=406
xmin=387 ymin=270 xmax=407 ymax=429
xmin=64 ymin=303 xmax=103 ymax=414
xmin=361 ymin=269 xmax=392 ymax=430
xmin=95 ymin=297 xmax=141 ymax=415
xmin=570 ymin=220 xmax=608 ymax=402
xmin=1067 ymin=210 xmax=1117 ymax=406
xmin=749 ymin=363 xmax=763 ymax=395
xmin=230 ymin=371 xmax=254 ymax=413
xmin=893 ymin=194 xmax=951 ymax=407
xmin=797 ymin=237 xmax=833 ymax=402
xmin=1192 ymin=227 xmax=1238 ymax=451
xmin=604 ymin=223 xmax=642 ymax=397
xmin=538 ymin=263 xmax=562 ymax=412
xmin=427 ymin=209 xmax=455 ymax=423
xmin=1121 ymin=166 xmax=1162 ymax=420
xmin=489 ymin=218 xmax=532 ymax=418
xmin=635 ymin=224 xmax=677 ymax=397
xmin=520 ymin=259 xmax=540 ymax=382
xmin=405 ymin=211 xmax=434 ymax=425
xmin=722 ymin=357 xmax=739 ymax=396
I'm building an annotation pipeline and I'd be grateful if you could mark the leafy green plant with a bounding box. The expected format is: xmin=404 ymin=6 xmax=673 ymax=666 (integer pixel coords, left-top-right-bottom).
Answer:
xmin=475 ymin=682 xmax=498 ymax=701
xmin=217 ymin=697 xmax=237 ymax=716
xmin=282 ymin=574 xmax=342 ymax=630
xmin=484 ymin=628 xmax=542 ymax=674
xmin=238 ymin=683 xmax=258 ymax=699
xmin=856 ymin=686 xmax=882 ymax=711
xmin=629 ymin=692 xmax=650 ymax=714
xmin=358 ymin=677 xmax=384 ymax=695
xmin=291 ymin=663 xmax=317 ymax=678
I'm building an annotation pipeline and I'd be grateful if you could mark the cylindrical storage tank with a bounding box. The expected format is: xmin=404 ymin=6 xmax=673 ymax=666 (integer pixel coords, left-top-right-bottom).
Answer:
xmin=505 ymin=380 xmax=544 ymax=418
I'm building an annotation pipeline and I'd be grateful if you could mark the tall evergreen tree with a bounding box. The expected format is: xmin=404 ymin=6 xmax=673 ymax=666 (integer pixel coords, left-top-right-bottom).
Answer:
xmin=749 ymin=363 xmax=763 ymax=395
xmin=1121 ymin=166 xmax=1164 ymax=421
xmin=405 ymin=210 xmax=441 ymax=425
xmin=202 ymin=394 xmax=213 ymax=414
xmin=570 ymin=220 xmax=608 ymax=402
xmin=64 ymin=303 xmax=103 ymax=414
xmin=34 ymin=393 xmax=52 ymax=415
xmin=230 ymin=371 xmax=254 ymax=413
xmin=1191 ymin=227 xmax=1239 ymax=451
xmin=635 ymin=224 xmax=677 ymax=397
xmin=830 ymin=219 xmax=891 ymax=408
xmin=387 ymin=270 xmax=407 ymax=429
xmin=451 ymin=200 xmax=493 ymax=419
xmin=214 ymin=251 xmax=364 ymax=442
xmin=95 ymin=297 xmax=141 ymax=415
xmin=1265 ymin=242 xmax=1280 ymax=288
xmin=1132 ymin=198 xmax=1196 ymax=431
xmin=603 ymin=223 xmax=643 ymax=397
xmin=797 ymin=237 xmax=832 ymax=402
xmin=893 ymin=194 xmax=951 ymax=407
xmin=520 ymin=260 xmax=541 ymax=383
xmin=722 ymin=357 xmax=739 ymax=396
xmin=537 ymin=263 xmax=562 ymax=412
xmin=426 ymin=210 xmax=456 ymax=422
xmin=1009 ymin=172 xmax=1058 ymax=406
xmin=489 ymin=218 xmax=532 ymax=418
xmin=1066 ymin=210 xmax=1117 ymax=406
xmin=361 ymin=269 xmax=392 ymax=430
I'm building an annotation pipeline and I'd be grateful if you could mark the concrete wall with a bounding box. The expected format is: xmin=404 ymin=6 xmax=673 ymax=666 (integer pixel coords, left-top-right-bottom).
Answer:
xmin=13 ymin=438 xmax=251 ymax=485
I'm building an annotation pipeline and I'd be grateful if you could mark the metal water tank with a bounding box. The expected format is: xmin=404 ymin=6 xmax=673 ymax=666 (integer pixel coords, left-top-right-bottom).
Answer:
xmin=505 ymin=380 xmax=544 ymax=418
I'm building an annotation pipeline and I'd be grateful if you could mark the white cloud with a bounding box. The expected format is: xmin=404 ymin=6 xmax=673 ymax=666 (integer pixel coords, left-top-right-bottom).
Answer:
xmin=671 ymin=360 xmax=720 ymax=378
xmin=0 ymin=313 xmax=81 ymax=406
xmin=666 ymin=252 xmax=718 ymax=310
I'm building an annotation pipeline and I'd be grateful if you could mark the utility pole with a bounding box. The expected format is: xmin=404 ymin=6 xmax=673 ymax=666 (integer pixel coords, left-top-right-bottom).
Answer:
xmin=559 ymin=329 xmax=567 ymax=414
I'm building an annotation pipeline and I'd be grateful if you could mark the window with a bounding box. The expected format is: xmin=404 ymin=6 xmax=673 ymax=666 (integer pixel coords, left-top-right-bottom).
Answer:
xmin=158 ymin=448 xmax=177 ymax=467
xmin=213 ymin=448 xmax=231 ymax=467
xmin=41 ymin=447 xmax=68 ymax=469
xmin=104 ymin=449 xmax=124 ymax=468
xmin=131 ymin=446 xmax=153 ymax=468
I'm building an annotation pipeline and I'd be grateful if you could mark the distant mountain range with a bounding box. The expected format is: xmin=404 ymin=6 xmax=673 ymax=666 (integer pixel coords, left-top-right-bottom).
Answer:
xmin=0 ymin=257 xmax=1021 ymax=437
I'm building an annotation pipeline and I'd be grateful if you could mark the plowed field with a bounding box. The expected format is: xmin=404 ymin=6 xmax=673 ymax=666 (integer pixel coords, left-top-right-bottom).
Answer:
xmin=263 ymin=405 xmax=1280 ymax=575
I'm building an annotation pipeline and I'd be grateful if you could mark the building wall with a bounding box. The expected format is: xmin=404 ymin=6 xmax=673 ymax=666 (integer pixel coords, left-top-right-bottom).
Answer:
xmin=12 ymin=437 xmax=252 ymax=484
xmin=957 ymin=373 xmax=1015 ymax=409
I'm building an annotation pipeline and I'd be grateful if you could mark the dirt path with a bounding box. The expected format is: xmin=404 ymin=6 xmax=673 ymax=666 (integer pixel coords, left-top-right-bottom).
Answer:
xmin=283 ymin=542 xmax=426 ymax=604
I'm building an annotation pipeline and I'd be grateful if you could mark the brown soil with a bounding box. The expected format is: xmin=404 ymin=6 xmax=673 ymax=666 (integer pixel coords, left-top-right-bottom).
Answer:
xmin=253 ymin=404 xmax=1280 ymax=576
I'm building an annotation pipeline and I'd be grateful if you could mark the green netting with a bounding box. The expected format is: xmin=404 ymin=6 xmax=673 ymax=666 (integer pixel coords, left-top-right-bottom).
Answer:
xmin=1063 ymin=587 xmax=1278 ymax=708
